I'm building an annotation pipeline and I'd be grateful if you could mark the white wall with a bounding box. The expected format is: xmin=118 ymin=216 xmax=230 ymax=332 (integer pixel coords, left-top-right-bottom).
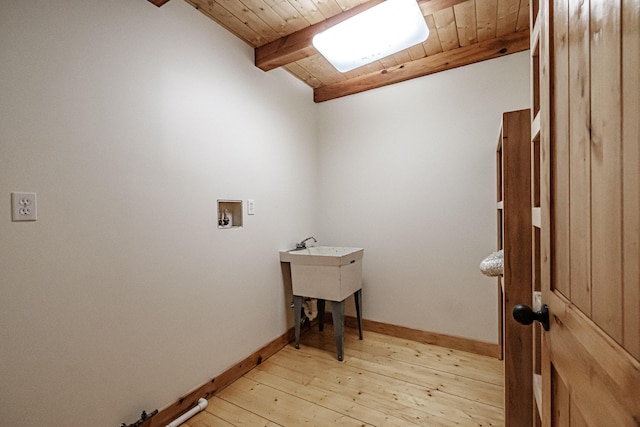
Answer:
xmin=0 ymin=1 xmax=316 ymax=426
xmin=316 ymin=52 xmax=530 ymax=343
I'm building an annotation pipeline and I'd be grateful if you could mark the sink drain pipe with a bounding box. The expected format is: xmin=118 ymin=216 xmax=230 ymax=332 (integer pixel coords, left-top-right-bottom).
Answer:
xmin=166 ymin=398 xmax=208 ymax=427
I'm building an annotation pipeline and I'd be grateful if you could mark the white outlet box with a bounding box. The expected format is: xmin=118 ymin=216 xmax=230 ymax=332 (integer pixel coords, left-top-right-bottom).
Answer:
xmin=11 ymin=192 xmax=37 ymax=221
xmin=247 ymin=199 xmax=255 ymax=215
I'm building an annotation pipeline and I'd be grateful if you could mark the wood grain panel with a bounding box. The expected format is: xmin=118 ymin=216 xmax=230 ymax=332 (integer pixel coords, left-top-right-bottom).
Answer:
xmin=568 ymin=0 xmax=591 ymax=316
xmin=541 ymin=326 xmax=552 ymax=424
xmin=178 ymin=0 xmax=529 ymax=100
xmin=184 ymin=327 xmax=505 ymax=427
xmin=500 ymin=109 xmax=533 ymax=427
xmin=314 ymin=29 xmax=529 ymax=101
xmin=221 ymin=377 xmax=366 ymax=426
xmin=244 ymin=364 xmax=415 ymax=426
xmin=476 ymin=0 xmax=498 ymax=41
xmin=289 ymin=353 xmax=502 ymax=426
xmin=255 ymin=0 xmax=386 ymax=70
xmin=147 ymin=318 xmax=504 ymax=427
xmin=264 ymin=0 xmax=311 ymax=34
xmin=314 ymin=0 xmax=344 ymax=17
xmin=296 ymin=54 xmax=348 ymax=85
xmin=406 ymin=42 xmax=427 ymax=60
xmin=264 ymin=0 xmax=311 ymax=30
xmin=344 ymin=315 xmax=501 ymax=358
xmin=539 ymin=0 xmax=551 ymax=262
xmin=275 ymin=329 xmax=503 ymax=420
xmin=334 ymin=0 xmax=367 ymax=10
xmin=516 ymin=0 xmax=529 ymax=31
xmin=551 ymin=0 xmax=570 ymax=299
xmin=288 ymin=0 xmax=325 ymax=24
xmin=183 ymin=409 xmax=234 ymax=427
xmin=389 ymin=49 xmax=413 ymax=65
xmin=496 ymin=0 xmax=521 ymax=36
xmin=538 ymin=4 xmax=553 ymax=422
xmin=546 ymin=294 xmax=640 ymax=425
xmin=238 ymin=0 xmax=286 ymax=35
xmin=242 ymin=0 xmax=306 ymax=36
xmin=283 ymin=62 xmax=323 ymax=88
xmin=433 ymin=7 xmax=460 ymax=51
xmin=423 ymin=14 xmax=444 ymax=55
xmin=378 ymin=54 xmax=399 ymax=68
xmin=569 ymin=400 xmax=589 ymax=427
xmin=622 ymin=0 xmax=640 ymax=360
xmin=590 ymin=0 xmax=623 ymax=343
xmin=551 ymin=366 xmax=569 ymax=425
xmin=194 ymin=396 xmax=278 ymax=426
xmin=531 ymin=20 xmax=540 ymax=116
xmin=186 ymin=0 xmax=264 ymax=46
xmin=453 ymin=0 xmax=478 ymax=46
xmin=215 ymin=0 xmax=280 ymax=41
xmin=418 ymin=0 xmax=479 ymax=15
xmin=536 ymin=0 xmax=640 ymax=425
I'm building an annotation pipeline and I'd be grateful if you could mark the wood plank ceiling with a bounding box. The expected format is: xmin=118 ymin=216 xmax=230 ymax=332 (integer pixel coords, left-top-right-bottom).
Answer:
xmin=149 ymin=0 xmax=530 ymax=102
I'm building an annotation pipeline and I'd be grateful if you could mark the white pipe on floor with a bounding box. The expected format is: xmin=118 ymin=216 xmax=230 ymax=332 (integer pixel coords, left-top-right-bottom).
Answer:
xmin=165 ymin=398 xmax=208 ymax=427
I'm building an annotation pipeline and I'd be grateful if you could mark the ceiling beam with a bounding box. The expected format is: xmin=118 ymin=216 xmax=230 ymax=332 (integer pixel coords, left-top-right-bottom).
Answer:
xmin=255 ymin=0 xmax=470 ymax=72
xmin=147 ymin=0 xmax=171 ymax=6
xmin=255 ymin=0 xmax=384 ymax=71
xmin=313 ymin=29 xmax=530 ymax=102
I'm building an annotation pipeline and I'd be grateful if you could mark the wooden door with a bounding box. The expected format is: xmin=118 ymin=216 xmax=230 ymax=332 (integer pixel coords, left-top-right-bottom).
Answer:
xmin=533 ymin=0 xmax=640 ymax=425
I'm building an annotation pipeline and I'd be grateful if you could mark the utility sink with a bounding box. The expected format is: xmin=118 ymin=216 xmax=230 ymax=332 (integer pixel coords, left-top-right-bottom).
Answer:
xmin=280 ymin=246 xmax=363 ymax=301
xmin=280 ymin=245 xmax=364 ymax=361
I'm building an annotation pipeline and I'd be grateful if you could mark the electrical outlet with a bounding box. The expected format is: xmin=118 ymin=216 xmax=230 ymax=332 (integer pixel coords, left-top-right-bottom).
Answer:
xmin=11 ymin=192 xmax=37 ymax=221
xmin=247 ymin=199 xmax=255 ymax=215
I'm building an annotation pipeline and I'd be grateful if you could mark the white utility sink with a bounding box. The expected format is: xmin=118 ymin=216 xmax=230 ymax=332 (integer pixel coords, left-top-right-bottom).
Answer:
xmin=280 ymin=246 xmax=363 ymax=301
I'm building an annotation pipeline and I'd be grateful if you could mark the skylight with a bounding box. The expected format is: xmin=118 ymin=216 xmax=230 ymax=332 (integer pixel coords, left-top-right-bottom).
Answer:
xmin=312 ymin=0 xmax=429 ymax=73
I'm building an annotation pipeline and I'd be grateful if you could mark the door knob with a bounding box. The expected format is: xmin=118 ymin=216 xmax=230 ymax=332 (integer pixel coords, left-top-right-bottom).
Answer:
xmin=513 ymin=304 xmax=550 ymax=331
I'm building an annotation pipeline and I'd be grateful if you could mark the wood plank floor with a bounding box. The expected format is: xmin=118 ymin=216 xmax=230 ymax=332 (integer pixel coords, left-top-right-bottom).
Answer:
xmin=181 ymin=325 xmax=504 ymax=427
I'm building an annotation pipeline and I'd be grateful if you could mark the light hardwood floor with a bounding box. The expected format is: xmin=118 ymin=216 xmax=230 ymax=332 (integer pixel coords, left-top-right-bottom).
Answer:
xmin=181 ymin=325 xmax=504 ymax=427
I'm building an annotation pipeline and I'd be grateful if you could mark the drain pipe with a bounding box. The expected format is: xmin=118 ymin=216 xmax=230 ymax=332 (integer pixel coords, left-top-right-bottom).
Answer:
xmin=165 ymin=398 xmax=208 ymax=427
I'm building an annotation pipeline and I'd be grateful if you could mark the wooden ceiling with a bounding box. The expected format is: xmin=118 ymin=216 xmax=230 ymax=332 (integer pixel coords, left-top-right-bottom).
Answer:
xmin=149 ymin=0 xmax=530 ymax=102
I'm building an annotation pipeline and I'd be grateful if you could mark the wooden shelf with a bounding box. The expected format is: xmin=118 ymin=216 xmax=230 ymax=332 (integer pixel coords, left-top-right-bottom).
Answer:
xmin=532 ymin=207 xmax=541 ymax=228
xmin=530 ymin=0 xmax=542 ymax=426
xmin=496 ymin=109 xmax=533 ymax=426
xmin=533 ymin=373 xmax=542 ymax=420
xmin=531 ymin=13 xmax=542 ymax=52
xmin=530 ymin=0 xmax=540 ymax=30
xmin=531 ymin=112 xmax=541 ymax=141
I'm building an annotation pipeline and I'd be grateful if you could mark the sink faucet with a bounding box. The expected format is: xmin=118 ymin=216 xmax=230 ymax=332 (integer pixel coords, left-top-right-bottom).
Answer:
xmin=296 ymin=236 xmax=317 ymax=249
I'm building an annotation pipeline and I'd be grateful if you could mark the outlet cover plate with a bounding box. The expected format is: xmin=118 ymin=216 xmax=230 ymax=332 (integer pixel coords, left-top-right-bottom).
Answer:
xmin=11 ymin=192 xmax=37 ymax=221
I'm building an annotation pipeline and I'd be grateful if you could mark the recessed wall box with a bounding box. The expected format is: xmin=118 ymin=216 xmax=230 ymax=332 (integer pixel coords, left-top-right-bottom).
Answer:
xmin=217 ymin=200 xmax=243 ymax=229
